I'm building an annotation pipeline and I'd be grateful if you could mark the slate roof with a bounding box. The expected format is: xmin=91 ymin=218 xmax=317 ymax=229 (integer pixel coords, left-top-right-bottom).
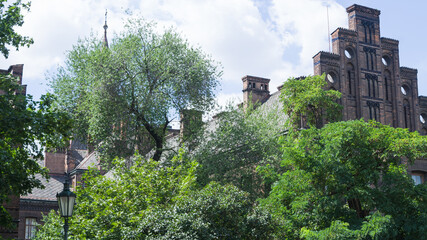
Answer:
xmin=20 ymin=174 xmax=66 ymax=201
xmin=75 ymin=151 xmax=98 ymax=170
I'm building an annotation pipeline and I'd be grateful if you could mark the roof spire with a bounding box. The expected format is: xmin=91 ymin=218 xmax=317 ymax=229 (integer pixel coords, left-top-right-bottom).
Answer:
xmin=103 ymin=9 xmax=109 ymax=48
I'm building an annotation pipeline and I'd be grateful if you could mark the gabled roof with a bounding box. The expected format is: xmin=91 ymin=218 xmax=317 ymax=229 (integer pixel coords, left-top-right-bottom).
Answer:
xmin=21 ymin=174 xmax=66 ymax=201
xmin=75 ymin=151 xmax=98 ymax=170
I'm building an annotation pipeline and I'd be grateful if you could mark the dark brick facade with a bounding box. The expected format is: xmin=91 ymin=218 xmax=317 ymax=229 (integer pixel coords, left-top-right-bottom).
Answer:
xmin=313 ymin=4 xmax=427 ymax=181
xmin=313 ymin=4 xmax=426 ymax=132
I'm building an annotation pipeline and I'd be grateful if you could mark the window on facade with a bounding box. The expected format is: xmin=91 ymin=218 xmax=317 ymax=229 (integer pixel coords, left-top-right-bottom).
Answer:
xmin=364 ymin=25 xmax=367 ymax=43
xmin=401 ymin=85 xmax=410 ymax=96
xmin=345 ymin=48 xmax=354 ymax=59
xmin=327 ymin=72 xmax=337 ymax=84
xmin=421 ymin=113 xmax=426 ymax=124
xmin=252 ymin=83 xmax=256 ymax=89
xmin=363 ymin=21 xmax=374 ymax=44
xmin=346 ymin=63 xmax=355 ymax=96
xmin=384 ymin=70 xmax=392 ymax=101
xmin=366 ymin=74 xmax=378 ymax=98
xmin=265 ymin=84 xmax=268 ymax=91
xmin=411 ymin=173 xmax=424 ymax=185
xmin=367 ymin=101 xmax=380 ymax=121
xmin=403 ymin=99 xmax=411 ymax=130
xmin=382 ymin=56 xmax=391 ymax=66
xmin=25 ymin=218 xmax=37 ymax=239
xmin=365 ymin=52 xmax=369 ymax=69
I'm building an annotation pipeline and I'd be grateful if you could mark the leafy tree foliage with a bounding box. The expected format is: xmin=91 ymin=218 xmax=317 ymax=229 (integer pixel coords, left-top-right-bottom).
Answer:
xmin=35 ymin=151 xmax=274 ymax=239
xmin=260 ymin=120 xmax=427 ymax=239
xmin=0 ymin=74 xmax=71 ymax=228
xmin=193 ymin=101 xmax=284 ymax=199
xmin=280 ymin=74 xmax=342 ymax=129
xmin=50 ymin=18 xmax=221 ymax=163
xmin=0 ymin=0 xmax=33 ymax=58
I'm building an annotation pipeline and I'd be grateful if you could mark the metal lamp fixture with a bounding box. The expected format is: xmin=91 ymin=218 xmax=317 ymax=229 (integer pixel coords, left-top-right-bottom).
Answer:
xmin=57 ymin=178 xmax=76 ymax=240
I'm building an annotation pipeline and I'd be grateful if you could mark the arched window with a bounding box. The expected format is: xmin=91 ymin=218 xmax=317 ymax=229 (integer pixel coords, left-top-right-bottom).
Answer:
xmin=365 ymin=51 xmax=370 ymax=69
xmin=384 ymin=70 xmax=392 ymax=101
xmin=368 ymin=25 xmax=372 ymax=44
xmin=346 ymin=63 xmax=355 ymax=96
xmin=367 ymin=101 xmax=380 ymax=121
xmin=364 ymin=25 xmax=367 ymax=43
xmin=366 ymin=73 xmax=378 ymax=98
xmin=403 ymin=99 xmax=411 ymax=130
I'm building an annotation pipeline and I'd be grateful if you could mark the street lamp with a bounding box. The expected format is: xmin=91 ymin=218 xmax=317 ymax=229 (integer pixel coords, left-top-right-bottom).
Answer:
xmin=57 ymin=178 xmax=76 ymax=240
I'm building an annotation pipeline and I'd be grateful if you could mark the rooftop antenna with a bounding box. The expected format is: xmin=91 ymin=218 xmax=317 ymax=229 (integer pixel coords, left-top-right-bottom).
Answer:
xmin=323 ymin=2 xmax=331 ymax=52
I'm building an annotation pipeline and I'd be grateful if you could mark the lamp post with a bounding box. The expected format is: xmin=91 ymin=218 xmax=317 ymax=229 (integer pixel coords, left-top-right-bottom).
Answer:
xmin=56 ymin=178 xmax=76 ymax=240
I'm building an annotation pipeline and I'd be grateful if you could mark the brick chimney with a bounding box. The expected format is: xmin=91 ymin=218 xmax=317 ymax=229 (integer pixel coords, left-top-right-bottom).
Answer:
xmin=242 ymin=75 xmax=270 ymax=108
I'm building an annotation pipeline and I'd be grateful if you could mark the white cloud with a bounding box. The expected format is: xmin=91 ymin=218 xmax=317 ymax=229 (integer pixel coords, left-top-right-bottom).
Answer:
xmin=3 ymin=0 xmax=350 ymax=102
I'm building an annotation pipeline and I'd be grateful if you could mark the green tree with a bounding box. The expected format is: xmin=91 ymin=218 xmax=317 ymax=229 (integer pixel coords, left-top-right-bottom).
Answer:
xmin=193 ymin=100 xmax=284 ymax=200
xmin=280 ymin=74 xmax=342 ymax=129
xmin=35 ymin=151 xmax=274 ymax=239
xmin=260 ymin=120 xmax=427 ymax=239
xmin=0 ymin=74 xmax=71 ymax=228
xmin=0 ymin=0 xmax=33 ymax=58
xmin=50 ymin=18 xmax=221 ymax=163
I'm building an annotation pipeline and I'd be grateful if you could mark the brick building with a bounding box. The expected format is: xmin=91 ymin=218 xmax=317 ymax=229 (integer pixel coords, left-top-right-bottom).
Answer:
xmin=1 ymin=3 xmax=427 ymax=239
xmin=243 ymin=4 xmax=427 ymax=183
xmin=0 ymin=64 xmax=99 ymax=239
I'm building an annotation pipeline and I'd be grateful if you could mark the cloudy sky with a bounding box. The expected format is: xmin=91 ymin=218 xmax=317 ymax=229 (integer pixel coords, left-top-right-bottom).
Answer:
xmin=3 ymin=0 xmax=427 ymax=108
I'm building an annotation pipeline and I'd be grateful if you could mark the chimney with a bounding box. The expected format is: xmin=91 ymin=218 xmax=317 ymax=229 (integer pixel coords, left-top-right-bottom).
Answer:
xmin=242 ymin=75 xmax=270 ymax=108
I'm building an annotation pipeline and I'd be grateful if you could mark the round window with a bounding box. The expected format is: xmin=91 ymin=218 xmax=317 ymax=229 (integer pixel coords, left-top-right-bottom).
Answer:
xmin=327 ymin=73 xmax=336 ymax=83
xmin=344 ymin=48 xmax=353 ymax=59
xmin=401 ymin=85 xmax=410 ymax=96
xmin=382 ymin=56 xmax=391 ymax=66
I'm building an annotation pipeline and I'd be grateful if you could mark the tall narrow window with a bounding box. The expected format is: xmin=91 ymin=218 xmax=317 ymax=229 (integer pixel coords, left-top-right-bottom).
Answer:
xmin=25 ymin=218 xmax=37 ymax=240
xmin=370 ymin=53 xmax=375 ymax=70
xmin=384 ymin=70 xmax=392 ymax=101
xmin=372 ymin=79 xmax=376 ymax=97
xmin=364 ymin=25 xmax=368 ymax=43
xmin=347 ymin=70 xmax=352 ymax=95
xmin=346 ymin=63 xmax=355 ymax=96
xmin=367 ymin=78 xmax=371 ymax=97
xmin=368 ymin=25 xmax=372 ymax=44
xmin=367 ymin=101 xmax=380 ymax=121
xmin=403 ymin=99 xmax=411 ymax=130
xmin=384 ymin=76 xmax=389 ymax=100
xmin=365 ymin=52 xmax=369 ymax=69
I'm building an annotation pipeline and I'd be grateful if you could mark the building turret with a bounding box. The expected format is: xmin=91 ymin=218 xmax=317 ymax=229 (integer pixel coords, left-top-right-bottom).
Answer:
xmin=242 ymin=75 xmax=270 ymax=108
